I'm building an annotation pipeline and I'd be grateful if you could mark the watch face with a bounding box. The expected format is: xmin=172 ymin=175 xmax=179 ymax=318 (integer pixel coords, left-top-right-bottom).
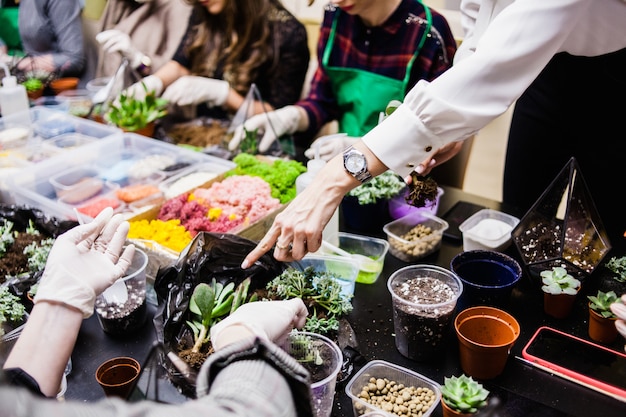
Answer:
xmin=345 ymin=152 xmax=365 ymax=174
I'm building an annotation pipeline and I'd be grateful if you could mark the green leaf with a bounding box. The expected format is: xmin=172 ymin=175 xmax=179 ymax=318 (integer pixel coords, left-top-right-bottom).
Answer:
xmin=190 ymin=283 xmax=216 ymax=326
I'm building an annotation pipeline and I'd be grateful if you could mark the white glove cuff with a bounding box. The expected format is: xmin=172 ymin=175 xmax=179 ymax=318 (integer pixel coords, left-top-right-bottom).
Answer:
xmin=130 ymin=52 xmax=146 ymax=70
xmin=141 ymin=75 xmax=164 ymax=96
xmin=34 ymin=282 xmax=96 ymax=318
xmin=281 ymin=105 xmax=302 ymax=135
xmin=213 ymin=80 xmax=230 ymax=106
xmin=210 ymin=320 xmax=267 ymax=350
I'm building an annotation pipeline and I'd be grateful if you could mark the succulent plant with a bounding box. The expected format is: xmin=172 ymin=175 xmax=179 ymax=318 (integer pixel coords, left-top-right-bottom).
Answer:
xmin=540 ymin=266 xmax=581 ymax=295
xmin=441 ymin=374 xmax=489 ymax=414
xmin=588 ymin=290 xmax=619 ymax=319
xmin=105 ymin=81 xmax=168 ymax=132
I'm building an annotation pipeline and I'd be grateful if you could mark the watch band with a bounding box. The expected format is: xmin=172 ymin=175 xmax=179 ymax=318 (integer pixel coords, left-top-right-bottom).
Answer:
xmin=344 ymin=147 xmax=373 ymax=183
xmin=355 ymin=169 xmax=372 ymax=183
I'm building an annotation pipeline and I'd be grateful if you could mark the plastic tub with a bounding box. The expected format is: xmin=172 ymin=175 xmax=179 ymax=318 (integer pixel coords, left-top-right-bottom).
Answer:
xmin=459 ymin=209 xmax=520 ymax=252
xmin=383 ymin=211 xmax=449 ymax=262
xmin=320 ymin=232 xmax=389 ymax=285
xmin=345 ymin=360 xmax=441 ymax=417
xmin=291 ymin=254 xmax=359 ymax=298
xmin=388 ymin=186 xmax=444 ymax=220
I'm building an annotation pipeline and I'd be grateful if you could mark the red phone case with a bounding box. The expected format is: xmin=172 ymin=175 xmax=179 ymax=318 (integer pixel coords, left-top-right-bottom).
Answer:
xmin=522 ymin=326 xmax=626 ymax=401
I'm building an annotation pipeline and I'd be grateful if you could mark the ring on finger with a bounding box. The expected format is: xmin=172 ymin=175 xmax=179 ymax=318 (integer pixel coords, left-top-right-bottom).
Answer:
xmin=276 ymin=242 xmax=290 ymax=250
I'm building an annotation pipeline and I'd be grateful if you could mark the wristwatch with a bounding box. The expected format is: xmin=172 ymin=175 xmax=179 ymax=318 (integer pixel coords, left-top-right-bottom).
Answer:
xmin=343 ymin=147 xmax=372 ymax=183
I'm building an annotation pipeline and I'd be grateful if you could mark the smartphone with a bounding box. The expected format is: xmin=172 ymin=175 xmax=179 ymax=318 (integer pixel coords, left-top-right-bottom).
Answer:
xmin=522 ymin=326 xmax=626 ymax=400
xmin=440 ymin=201 xmax=486 ymax=244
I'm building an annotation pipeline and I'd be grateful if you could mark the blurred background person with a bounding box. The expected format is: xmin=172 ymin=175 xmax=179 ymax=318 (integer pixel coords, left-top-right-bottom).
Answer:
xmin=123 ymin=0 xmax=310 ymax=126
xmin=230 ymin=0 xmax=457 ymax=163
xmin=94 ymin=0 xmax=193 ymax=84
xmin=16 ymin=0 xmax=86 ymax=80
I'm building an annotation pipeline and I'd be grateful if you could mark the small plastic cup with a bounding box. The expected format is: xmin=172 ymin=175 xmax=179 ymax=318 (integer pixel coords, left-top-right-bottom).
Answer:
xmin=95 ymin=248 xmax=149 ymax=336
xmin=387 ymin=265 xmax=463 ymax=361
xmin=281 ymin=331 xmax=342 ymax=417
xmin=450 ymin=250 xmax=522 ymax=311
xmin=95 ymin=356 xmax=141 ymax=398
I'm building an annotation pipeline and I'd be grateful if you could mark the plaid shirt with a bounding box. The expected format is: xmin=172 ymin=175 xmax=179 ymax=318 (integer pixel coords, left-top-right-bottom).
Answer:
xmin=297 ymin=0 xmax=457 ymax=140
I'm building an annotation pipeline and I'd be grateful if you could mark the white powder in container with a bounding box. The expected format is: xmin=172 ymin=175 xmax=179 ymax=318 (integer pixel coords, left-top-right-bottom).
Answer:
xmin=464 ymin=218 xmax=514 ymax=250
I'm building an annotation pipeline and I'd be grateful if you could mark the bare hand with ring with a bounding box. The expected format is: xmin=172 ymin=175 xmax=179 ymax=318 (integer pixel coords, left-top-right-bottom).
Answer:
xmin=240 ymin=144 xmax=389 ymax=269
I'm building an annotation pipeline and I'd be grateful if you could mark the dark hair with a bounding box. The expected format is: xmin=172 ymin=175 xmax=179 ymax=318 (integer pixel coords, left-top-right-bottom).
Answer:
xmin=183 ymin=0 xmax=286 ymax=95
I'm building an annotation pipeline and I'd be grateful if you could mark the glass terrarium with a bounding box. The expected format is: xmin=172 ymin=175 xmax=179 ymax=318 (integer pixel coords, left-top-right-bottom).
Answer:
xmin=512 ymin=158 xmax=611 ymax=283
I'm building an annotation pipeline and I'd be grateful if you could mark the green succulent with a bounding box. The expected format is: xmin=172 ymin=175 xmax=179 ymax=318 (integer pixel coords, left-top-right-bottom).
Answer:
xmin=105 ymin=81 xmax=168 ymax=132
xmin=347 ymin=170 xmax=405 ymax=205
xmin=22 ymin=77 xmax=43 ymax=92
xmin=540 ymin=266 xmax=580 ymax=295
xmin=605 ymin=256 xmax=626 ymax=283
xmin=587 ymin=290 xmax=619 ymax=319
xmin=0 ymin=286 xmax=26 ymax=337
xmin=441 ymin=374 xmax=489 ymax=414
xmin=186 ymin=277 xmax=253 ymax=353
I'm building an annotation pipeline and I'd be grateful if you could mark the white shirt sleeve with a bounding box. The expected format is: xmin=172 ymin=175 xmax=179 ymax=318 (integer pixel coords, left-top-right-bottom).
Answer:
xmin=363 ymin=0 xmax=626 ymax=178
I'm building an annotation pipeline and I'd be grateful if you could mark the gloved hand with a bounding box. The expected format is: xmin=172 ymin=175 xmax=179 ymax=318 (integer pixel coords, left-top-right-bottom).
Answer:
xmin=610 ymin=295 xmax=626 ymax=352
xmin=161 ymin=76 xmax=230 ymax=107
xmin=120 ymin=74 xmax=163 ymax=102
xmin=210 ymin=298 xmax=308 ymax=351
xmin=304 ymin=133 xmax=360 ymax=161
xmin=34 ymin=207 xmax=136 ymax=318
xmin=229 ymin=105 xmax=302 ymax=152
xmin=96 ymin=29 xmax=145 ymax=69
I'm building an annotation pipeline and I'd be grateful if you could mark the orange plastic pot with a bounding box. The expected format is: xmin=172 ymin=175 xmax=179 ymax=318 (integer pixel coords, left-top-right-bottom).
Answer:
xmin=27 ymin=87 xmax=44 ymax=100
xmin=588 ymin=306 xmax=618 ymax=344
xmin=454 ymin=306 xmax=520 ymax=380
xmin=441 ymin=399 xmax=475 ymax=417
xmin=543 ymin=291 xmax=578 ymax=319
xmin=50 ymin=77 xmax=79 ymax=95
xmin=95 ymin=356 xmax=141 ymax=398
xmin=125 ymin=121 xmax=155 ymax=138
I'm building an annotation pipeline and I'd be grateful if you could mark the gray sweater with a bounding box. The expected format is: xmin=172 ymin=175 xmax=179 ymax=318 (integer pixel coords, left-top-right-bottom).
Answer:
xmin=0 ymin=337 xmax=314 ymax=417
xmin=18 ymin=0 xmax=85 ymax=77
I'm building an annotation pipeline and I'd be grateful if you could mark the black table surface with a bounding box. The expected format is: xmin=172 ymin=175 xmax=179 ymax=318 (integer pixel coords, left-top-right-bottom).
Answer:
xmin=65 ymin=186 xmax=626 ymax=416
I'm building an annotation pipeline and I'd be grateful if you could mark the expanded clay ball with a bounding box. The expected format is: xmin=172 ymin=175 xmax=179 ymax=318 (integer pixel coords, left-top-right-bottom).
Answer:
xmin=356 ymin=377 xmax=436 ymax=417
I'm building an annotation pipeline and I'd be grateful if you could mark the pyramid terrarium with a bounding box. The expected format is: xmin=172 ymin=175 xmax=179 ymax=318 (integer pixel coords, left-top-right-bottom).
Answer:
xmin=511 ymin=157 xmax=611 ymax=284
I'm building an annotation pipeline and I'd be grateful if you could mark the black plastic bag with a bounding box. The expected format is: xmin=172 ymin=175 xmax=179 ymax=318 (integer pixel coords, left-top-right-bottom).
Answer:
xmin=152 ymin=232 xmax=286 ymax=397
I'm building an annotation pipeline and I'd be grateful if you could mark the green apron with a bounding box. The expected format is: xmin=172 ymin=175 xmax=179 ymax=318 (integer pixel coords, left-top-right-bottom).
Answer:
xmin=322 ymin=1 xmax=432 ymax=136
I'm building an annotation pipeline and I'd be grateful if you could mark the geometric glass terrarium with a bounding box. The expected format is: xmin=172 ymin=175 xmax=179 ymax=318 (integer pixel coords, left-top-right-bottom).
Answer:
xmin=512 ymin=157 xmax=611 ymax=283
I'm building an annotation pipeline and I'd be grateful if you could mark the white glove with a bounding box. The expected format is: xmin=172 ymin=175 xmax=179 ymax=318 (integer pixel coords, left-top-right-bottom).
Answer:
xmin=161 ymin=76 xmax=230 ymax=107
xmin=120 ymin=74 xmax=164 ymax=102
xmin=210 ymin=298 xmax=308 ymax=351
xmin=304 ymin=133 xmax=360 ymax=161
xmin=96 ymin=29 xmax=145 ymax=68
xmin=34 ymin=207 xmax=136 ymax=318
xmin=610 ymin=295 xmax=626 ymax=351
xmin=229 ymin=105 xmax=302 ymax=152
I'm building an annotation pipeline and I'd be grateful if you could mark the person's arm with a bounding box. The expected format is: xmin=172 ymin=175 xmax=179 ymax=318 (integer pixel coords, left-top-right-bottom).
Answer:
xmin=3 ymin=208 xmax=135 ymax=397
xmin=239 ymin=0 xmax=603 ymax=266
xmin=152 ymin=60 xmax=190 ymax=91
xmin=365 ymin=0 xmax=594 ymax=179
xmin=241 ymin=141 xmax=387 ymax=266
xmin=1 ymin=300 xmax=312 ymax=417
xmin=3 ymin=302 xmax=82 ymax=397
